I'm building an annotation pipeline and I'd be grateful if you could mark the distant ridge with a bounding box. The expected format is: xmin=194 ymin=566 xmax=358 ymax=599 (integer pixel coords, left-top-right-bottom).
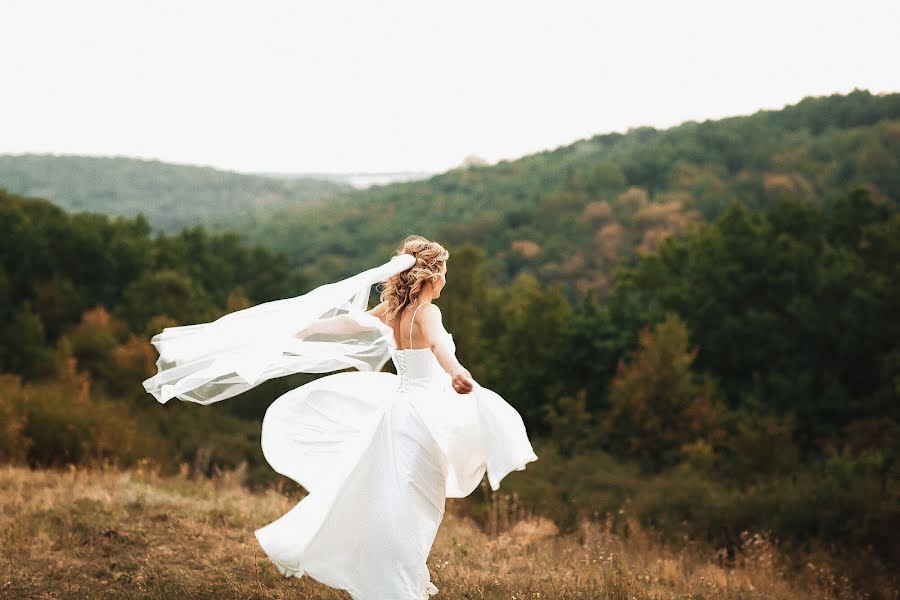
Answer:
xmin=0 ymin=153 xmax=351 ymax=233
xmin=259 ymin=171 xmax=434 ymax=189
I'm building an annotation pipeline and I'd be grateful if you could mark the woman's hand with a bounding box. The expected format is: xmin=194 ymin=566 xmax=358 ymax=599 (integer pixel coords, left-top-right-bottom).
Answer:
xmin=450 ymin=368 xmax=475 ymax=394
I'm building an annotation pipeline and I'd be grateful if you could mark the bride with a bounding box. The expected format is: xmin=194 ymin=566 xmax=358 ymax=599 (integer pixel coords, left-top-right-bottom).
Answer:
xmin=143 ymin=235 xmax=538 ymax=600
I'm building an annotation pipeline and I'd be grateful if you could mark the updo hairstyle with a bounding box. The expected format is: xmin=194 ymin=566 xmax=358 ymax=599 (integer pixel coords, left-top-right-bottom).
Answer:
xmin=378 ymin=235 xmax=449 ymax=321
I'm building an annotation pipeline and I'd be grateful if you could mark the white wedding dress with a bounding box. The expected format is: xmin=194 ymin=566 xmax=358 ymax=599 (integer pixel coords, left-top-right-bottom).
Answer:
xmin=254 ymin=304 xmax=539 ymax=599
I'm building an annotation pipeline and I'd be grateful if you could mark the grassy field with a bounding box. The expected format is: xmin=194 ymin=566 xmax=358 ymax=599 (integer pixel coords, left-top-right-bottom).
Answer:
xmin=0 ymin=464 xmax=875 ymax=600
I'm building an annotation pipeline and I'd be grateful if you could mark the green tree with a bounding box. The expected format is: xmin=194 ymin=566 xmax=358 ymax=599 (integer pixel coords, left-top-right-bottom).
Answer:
xmin=117 ymin=270 xmax=216 ymax=332
xmin=555 ymin=290 xmax=624 ymax=412
xmin=566 ymin=161 xmax=626 ymax=198
xmin=490 ymin=272 xmax=572 ymax=431
xmin=435 ymin=243 xmax=490 ymax=380
xmin=0 ymin=304 xmax=55 ymax=379
xmin=611 ymin=191 xmax=899 ymax=454
xmin=542 ymin=389 xmax=595 ymax=459
xmin=603 ymin=312 xmax=727 ymax=472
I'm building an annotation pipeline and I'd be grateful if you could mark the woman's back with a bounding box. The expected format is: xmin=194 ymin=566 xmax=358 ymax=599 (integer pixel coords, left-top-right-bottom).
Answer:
xmin=385 ymin=302 xmax=433 ymax=351
xmin=385 ymin=302 xmax=454 ymax=392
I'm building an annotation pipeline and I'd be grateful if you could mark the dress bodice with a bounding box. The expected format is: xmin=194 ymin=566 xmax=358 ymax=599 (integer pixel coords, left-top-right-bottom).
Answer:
xmin=391 ymin=332 xmax=454 ymax=393
xmin=389 ymin=302 xmax=456 ymax=393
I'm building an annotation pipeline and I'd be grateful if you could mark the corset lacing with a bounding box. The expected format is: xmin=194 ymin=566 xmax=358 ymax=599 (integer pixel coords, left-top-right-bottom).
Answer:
xmin=394 ymin=349 xmax=410 ymax=393
xmin=394 ymin=302 xmax=424 ymax=394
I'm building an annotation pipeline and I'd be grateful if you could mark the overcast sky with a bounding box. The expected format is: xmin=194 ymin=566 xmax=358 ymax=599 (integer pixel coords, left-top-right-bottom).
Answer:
xmin=1 ymin=0 xmax=898 ymax=174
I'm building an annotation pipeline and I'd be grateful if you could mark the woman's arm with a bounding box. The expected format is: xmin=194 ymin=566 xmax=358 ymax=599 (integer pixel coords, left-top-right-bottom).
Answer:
xmin=419 ymin=304 xmax=475 ymax=394
xmin=294 ymin=313 xmax=373 ymax=339
xmin=295 ymin=300 xmax=391 ymax=339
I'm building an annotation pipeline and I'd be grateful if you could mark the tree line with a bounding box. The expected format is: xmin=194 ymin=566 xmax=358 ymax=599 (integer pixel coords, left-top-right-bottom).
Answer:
xmin=1 ymin=185 xmax=896 ymax=568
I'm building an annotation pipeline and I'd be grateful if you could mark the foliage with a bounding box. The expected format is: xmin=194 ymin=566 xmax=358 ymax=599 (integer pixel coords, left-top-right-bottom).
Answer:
xmin=542 ymin=389 xmax=595 ymax=459
xmin=0 ymin=366 xmax=168 ymax=468
xmin=486 ymin=272 xmax=572 ymax=429
xmin=611 ymin=190 xmax=900 ymax=454
xmin=602 ymin=313 xmax=728 ymax=472
xmin=497 ymin=437 xmax=899 ymax=574
xmin=219 ymin=89 xmax=900 ymax=303
xmin=0 ymin=303 xmax=55 ymax=379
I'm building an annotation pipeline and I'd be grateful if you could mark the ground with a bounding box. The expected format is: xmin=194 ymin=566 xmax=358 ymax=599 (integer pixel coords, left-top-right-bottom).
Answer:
xmin=0 ymin=465 xmax=864 ymax=599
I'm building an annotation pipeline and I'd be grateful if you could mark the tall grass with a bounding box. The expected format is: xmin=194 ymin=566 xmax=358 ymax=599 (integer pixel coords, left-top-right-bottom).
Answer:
xmin=1 ymin=464 xmax=892 ymax=600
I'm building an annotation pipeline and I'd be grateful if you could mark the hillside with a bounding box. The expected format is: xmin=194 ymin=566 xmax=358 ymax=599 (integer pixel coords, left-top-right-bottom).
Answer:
xmin=0 ymin=154 xmax=350 ymax=233
xmin=223 ymin=89 xmax=900 ymax=297
xmin=1 ymin=90 xmax=897 ymax=597
xmin=0 ymin=465 xmax=874 ymax=600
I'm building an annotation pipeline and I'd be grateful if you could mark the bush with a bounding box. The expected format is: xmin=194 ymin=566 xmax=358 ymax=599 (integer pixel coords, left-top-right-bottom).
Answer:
xmin=0 ymin=375 xmax=31 ymax=462
xmin=0 ymin=368 xmax=171 ymax=468
xmin=491 ymin=436 xmax=899 ymax=567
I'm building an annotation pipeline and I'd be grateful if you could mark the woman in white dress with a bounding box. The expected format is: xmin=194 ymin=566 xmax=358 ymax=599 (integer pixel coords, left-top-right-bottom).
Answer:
xmin=143 ymin=235 xmax=538 ymax=600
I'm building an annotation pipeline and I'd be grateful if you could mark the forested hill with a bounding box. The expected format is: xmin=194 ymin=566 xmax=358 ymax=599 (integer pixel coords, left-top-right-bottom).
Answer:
xmin=224 ymin=89 xmax=900 ymax=296
xmin=2 ymin=94 xmax=898 ymax=578
xmin=0 ymin=154 xmax=350 ymax=233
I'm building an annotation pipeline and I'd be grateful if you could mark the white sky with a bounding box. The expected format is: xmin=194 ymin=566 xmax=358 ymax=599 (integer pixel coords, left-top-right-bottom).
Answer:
xmin=1 ymin=0 xmax=898 ymax=174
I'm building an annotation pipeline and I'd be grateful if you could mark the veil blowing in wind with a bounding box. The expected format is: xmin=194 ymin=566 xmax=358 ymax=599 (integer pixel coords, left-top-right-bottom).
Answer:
xmin=143 ymin=253 xmax=416 ymax=405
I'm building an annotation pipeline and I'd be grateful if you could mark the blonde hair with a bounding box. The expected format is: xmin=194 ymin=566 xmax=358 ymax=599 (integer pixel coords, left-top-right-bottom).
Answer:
xmin=379 ymin=235 xmax=449 ymax=321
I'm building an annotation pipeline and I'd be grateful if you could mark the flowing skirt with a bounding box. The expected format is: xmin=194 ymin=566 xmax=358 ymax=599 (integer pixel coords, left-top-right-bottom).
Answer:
xmin=254 ymin=370 xmax=538 ymax=600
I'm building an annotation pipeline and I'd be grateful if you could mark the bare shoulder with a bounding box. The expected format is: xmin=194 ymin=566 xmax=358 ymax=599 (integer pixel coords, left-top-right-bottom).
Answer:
xmin=418 ymin=303 xmax=447 ymax=342
xmin=421 ymin=303 xmax=442 ymax=322
xmin=416 ymin=303 xmax=442 ymax=329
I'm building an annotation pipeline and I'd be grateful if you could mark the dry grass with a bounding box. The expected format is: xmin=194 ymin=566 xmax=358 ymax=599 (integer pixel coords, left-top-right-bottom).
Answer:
xmin=0 ymin=464 xmax=874 ymax=600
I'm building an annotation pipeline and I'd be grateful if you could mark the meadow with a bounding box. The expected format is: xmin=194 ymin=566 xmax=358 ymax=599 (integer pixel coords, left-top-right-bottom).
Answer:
xmin=0 ymin=464 xmax=880 ymax=600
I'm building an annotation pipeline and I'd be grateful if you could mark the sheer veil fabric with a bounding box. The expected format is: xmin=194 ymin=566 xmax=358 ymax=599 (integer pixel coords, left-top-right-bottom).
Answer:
xmin=142 ymin=253 xmax=417 ymax=405
xmin=142 ymin=252 xmax=539 ymax=599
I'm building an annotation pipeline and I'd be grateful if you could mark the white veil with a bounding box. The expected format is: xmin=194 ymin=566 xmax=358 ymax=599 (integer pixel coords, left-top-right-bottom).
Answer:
xmin=142 ymin=253 xmax=416 ymax=405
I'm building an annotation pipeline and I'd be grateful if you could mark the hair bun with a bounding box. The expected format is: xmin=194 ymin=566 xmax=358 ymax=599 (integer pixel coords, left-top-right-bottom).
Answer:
xmin=379 ymin=236 xmax=449 ymax=321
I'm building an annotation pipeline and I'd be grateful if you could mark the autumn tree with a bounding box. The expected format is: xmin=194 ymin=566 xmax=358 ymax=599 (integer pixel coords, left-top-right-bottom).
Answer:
xmin=603 ymin=312 xmax=727 ymax=472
